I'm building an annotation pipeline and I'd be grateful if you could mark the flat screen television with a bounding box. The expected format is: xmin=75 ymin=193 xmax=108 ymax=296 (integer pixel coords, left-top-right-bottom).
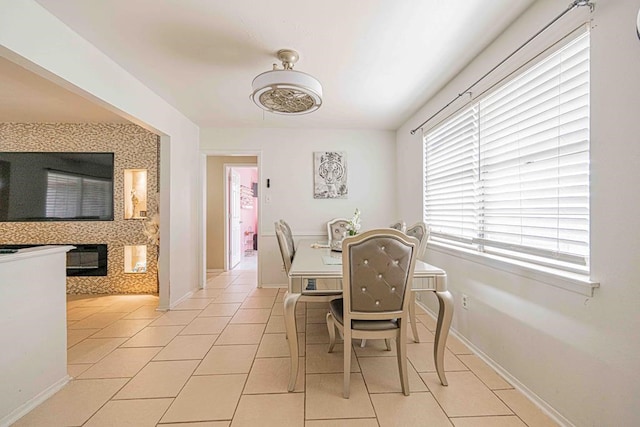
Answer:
xmin=0 ymin=152 xmax=114 ymax=222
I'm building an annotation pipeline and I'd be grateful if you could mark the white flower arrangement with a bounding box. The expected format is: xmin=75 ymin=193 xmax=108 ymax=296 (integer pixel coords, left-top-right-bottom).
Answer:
xmin=347 ymin=208 xmax=361 ymax=236
xmin=142 ymin=212 xmax=160 ymax=246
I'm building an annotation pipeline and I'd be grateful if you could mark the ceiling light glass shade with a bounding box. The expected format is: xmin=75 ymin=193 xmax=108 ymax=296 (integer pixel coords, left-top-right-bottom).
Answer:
xmin=251 ymin=69 xmax=323 ymax=115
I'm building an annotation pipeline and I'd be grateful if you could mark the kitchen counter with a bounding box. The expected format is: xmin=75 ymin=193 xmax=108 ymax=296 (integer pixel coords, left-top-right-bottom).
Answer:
xmin=0 ymin=245 xmax=74 ymax=426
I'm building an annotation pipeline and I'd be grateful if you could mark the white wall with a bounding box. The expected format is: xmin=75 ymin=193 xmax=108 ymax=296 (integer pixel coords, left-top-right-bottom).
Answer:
xmin=0 ymin=246 xmax=72 ymax=426
xmin=200 ymin=127 xmax=397 ymax=286
xmin=0 ymin=0 xmax=201 ymax=308
xmin=396 ymin=1 xmax=640 ymax=425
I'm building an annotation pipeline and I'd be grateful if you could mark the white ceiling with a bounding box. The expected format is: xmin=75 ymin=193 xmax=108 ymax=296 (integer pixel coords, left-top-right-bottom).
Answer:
xmin=3 ymin=0 xmax=534 ymax=130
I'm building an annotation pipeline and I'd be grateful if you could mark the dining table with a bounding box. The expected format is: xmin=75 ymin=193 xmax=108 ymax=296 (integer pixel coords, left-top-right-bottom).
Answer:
xmin=283 ymin=238 xmax=454 ymax=392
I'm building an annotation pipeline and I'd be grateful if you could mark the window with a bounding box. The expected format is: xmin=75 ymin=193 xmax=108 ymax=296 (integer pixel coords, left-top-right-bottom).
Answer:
xmin=46 ymin=171 xmax=113 ymax=219
xmin=424 ymin=32 xmax=590 ymax=275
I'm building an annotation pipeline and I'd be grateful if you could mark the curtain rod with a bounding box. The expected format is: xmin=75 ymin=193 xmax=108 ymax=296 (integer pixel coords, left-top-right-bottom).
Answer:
xmin=410 ymin=0 xmax=594 ymax=135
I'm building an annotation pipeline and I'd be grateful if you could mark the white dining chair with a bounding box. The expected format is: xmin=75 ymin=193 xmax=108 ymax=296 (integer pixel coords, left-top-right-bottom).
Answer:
xmin=326 ymin=228 xmax=419 ymax=398
xmin=389 ymin=220 xmax=406 ymax=233
xmin=278 ymin=219 xmax=296 ymax=254
xmin=327 ymin=217 xmax=350 ymax=251
xmin=275 ymin=222 xmax=294 ymax=275
xmin=361 ymin=221 xmax=430 ymax=348
xmin=405 ymin=221 xmax=429 ymax=260
xmin=405 ymin=221 xmax=430 ymax=343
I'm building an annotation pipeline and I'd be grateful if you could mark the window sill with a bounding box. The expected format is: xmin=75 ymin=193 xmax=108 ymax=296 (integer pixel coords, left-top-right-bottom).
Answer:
xmin=427 ymin=242 xmax=599 ymax=297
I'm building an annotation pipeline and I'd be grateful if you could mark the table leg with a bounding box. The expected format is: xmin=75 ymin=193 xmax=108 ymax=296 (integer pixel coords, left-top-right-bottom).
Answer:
xmin=434 ymin=289 xmax=453 ymax=386
xmin=409 ymin=292 xmax=420 ymax=343
xmin=284 ymin=291 xmax=301 ymax=392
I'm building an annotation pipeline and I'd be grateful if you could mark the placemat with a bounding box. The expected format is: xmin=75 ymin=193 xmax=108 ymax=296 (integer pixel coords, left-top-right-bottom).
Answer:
xmin=322 ymin=256 xmax=342 ymax=265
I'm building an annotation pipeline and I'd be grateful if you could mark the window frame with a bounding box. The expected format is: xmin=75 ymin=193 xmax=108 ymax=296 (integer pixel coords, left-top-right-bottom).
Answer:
xmin=422 ymin=30 xmax=598 ymax=296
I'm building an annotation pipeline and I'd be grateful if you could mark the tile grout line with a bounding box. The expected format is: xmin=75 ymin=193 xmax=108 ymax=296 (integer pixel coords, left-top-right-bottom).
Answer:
xmin=60 ymin=270 xmax=546 ymax=427
xmin=69 ymin=296 xmax=158 ymax=425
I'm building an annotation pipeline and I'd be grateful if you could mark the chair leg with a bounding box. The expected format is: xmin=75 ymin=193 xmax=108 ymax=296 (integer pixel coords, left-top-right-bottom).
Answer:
xmin=284 ymin=291 xmax=289 ymax=340
xmin=360 ymin=339 xmax=367 ymax=348
xmin=326 ymin=313 xmax=336 ymax=352
xmin=385 ymin=338 xmax=391 ymax=351
xmin=343 ymin=328 xmax=351 ymax=399
xmin=396 ymin=322 xmax=410 ymax=396
xmin=410 ymin=292 xmax=420 ymax=343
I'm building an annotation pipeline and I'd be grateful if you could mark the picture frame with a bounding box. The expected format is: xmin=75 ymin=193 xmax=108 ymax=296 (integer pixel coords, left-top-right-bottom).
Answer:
xmin=314 ymin=151 xmax=348 ymax=199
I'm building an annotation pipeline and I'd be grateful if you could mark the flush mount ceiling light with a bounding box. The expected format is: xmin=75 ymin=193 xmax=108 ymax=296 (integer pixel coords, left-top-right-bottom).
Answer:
xmin=251 ymin=49 xmax=322 ymax=115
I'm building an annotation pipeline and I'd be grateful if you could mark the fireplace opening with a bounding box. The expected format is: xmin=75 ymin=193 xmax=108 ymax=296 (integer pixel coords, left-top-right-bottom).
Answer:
xmin=67 ymin=244 xmax=107 ymax=276
xmin=67 ymin=251 xmax=99 ymax=270
xmin=0 ymin=244 xmax=107 ymax=276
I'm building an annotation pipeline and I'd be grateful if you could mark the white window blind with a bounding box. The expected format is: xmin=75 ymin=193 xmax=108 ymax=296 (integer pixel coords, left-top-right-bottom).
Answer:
xmin=424 ymin=104 xmax=479 ymax=244
xmin=46 ymin=172 xmax=81 ymax=218
xmin=81 ymin=177 xmax=112 ymax=218
xmin=424 ymin=32 xmax=590 ymax=273
xmin=46 ymin=171 xmax=112 ymax=219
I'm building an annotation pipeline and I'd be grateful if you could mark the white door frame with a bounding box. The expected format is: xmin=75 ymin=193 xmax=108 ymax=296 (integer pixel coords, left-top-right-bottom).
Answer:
xmin=199 ymin=150 xmax=262 ymax=287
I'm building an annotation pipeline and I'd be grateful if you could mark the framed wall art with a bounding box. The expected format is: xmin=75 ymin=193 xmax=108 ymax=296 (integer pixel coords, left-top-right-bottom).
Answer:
xmin=313 ymin=151 xmax=347 ymax=199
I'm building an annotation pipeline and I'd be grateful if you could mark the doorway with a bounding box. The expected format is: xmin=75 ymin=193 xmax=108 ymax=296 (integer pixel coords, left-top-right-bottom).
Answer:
xmin=202 ymin=154 xmax=260 ymax=287
xmin=226 ymin=165 xmax=258 ymax=271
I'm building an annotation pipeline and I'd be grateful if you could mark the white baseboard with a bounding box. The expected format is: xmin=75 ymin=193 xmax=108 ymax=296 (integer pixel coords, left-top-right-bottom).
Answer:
xmin=169 ymin=289 xmax=195 ymax=309
xmin=206 ymin=269 xmax=224 ymax=273
xmin=415 ymin=301 xmax=574 ymax=427
xmin=0 ymin=375 xmax=70 ymax=427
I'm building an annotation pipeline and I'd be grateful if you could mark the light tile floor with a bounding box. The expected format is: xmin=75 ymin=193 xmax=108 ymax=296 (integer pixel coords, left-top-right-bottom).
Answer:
xmin=13 ymin=270 xmax=559 ymax=426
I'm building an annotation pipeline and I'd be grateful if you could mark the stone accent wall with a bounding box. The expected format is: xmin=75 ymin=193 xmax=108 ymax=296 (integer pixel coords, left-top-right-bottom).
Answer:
xmin=0 ymin=123 xmax=159 ymax=294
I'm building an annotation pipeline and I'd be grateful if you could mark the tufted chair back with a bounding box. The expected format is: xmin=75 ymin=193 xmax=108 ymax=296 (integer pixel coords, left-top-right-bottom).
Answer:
xmin=327 ymin=218 xmax=350 ymax=248
xmin=405 ymin=222 xmax=429 ymax=259
xmin=275 ymin=222 xmax=294 ymax=275
xmin=343 ymin=229 xmax=418 ymax=315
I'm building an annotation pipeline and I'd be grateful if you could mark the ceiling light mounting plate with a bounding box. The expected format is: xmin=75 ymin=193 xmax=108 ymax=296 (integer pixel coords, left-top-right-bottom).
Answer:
xmin=277 ymin=49 xmax=299 ymax=70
